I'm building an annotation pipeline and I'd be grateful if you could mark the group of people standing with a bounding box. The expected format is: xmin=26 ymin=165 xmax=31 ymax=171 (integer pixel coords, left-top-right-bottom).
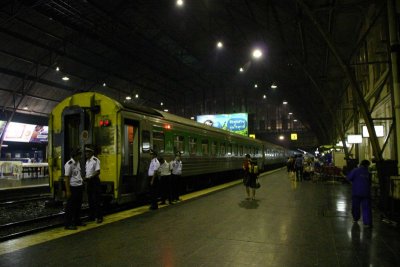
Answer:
xmin=64 ymin=146 xmax=103 ymax=230
xmin=148 ymin=150 xmax=183 ymax=210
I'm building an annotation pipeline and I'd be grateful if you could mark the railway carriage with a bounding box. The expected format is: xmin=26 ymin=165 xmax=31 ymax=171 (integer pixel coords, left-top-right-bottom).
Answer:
xmin=48 ymin=92 xmax=290 ymax=204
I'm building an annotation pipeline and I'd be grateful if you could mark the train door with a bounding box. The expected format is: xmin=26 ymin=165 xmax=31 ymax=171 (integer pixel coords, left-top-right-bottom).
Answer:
xmin=120 ymin=119 xmax=140 ymax=194
xmin=61 ymin=108 xmax=87 ymax=173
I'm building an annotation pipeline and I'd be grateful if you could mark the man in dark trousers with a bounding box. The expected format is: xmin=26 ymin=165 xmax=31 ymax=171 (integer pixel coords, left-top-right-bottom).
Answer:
xmin=347 ymin=159 xmax=372 ymax=228
xmin=64 ymin=148 xmax=85 ymax=230
xmin=85 ymin=146 xmax=103 ymax=223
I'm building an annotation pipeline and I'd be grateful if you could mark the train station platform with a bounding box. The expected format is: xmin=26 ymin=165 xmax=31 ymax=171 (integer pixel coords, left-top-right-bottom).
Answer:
xmin=1 ymin=169 xmax=399 ymax=266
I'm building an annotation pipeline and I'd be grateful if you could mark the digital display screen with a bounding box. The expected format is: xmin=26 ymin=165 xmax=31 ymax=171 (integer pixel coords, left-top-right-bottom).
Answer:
xmin=196 ymin=113 xmax=248 ymax=136
xmin=0 ymin=121 xmax=48 ymax=143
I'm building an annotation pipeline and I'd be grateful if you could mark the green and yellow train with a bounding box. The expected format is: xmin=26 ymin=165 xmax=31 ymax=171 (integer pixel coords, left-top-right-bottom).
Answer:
xmin=48 ymin=92 xmax=291 ymax=204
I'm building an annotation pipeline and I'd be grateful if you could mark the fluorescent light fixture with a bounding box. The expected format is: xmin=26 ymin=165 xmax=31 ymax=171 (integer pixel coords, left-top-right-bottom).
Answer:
xmin=217 ymin=41 xmax=223 ymax=48
xmin=347 ymin=134 xmax=362 ymax=144
xmin=62 ymin=76 xmax=69 ymax=81
xmin=103 ymin=83 xmax=106 ymax=87
xmin=239 ymin=67 xmax=244 ymax=72
xmin=125 ymin=96 xmax=132 ymax=100
xmin=135 ymin=94 xmax=139 ymax=98
xmin=56 ymin=66 xmax=60 ymax=71
xmin=283 ymin=101 xmax=288 ymax=105
xmin=289 ymin=112 xmax=293 ymax=115
xmin=362 ymin=125 xmax=384 ymax=137
xmin=279 ymin=135 xmax=284 ymax=140
xmin=164 ymin=109 xmax=169 ymax=112
xmin=176 ymin=0 xmax=183 ymax=6
xmin=271 ymin=83 xmax=277 ymax=89
xmin=263 ymin=95 xmax=266 ymax=99
xmin=254 ymin=84 xmax=258 ymax=88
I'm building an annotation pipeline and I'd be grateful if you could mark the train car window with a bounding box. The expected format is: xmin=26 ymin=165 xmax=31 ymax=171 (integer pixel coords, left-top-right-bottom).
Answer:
xmin=227 ymin=143 xmax=232 ymax=155
xmin=174 ymin=135 xmax=184 ymax=154
xmin=189 ymin=137 xmax=197 ymax=155
xmin=233 ymin=144 xmax=238 ymax=156
xmin=201 ymin=139 xmax=209 ymax=155
xmin=142 ymin=130 xmax=150 ymax=152
xmin=211 ymin=141 xmax=217 ymax=156
xmin=239 ymin=145 xmax=243 ymax=156
xmin=220 ymin=143 xmax=226 ymax=155
xmin=153 ymin=131 xmax=165 ymax=153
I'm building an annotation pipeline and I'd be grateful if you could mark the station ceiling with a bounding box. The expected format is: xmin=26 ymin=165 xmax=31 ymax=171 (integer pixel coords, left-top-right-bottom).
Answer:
xmin=0 ymin=0 xmax=382 ymax=145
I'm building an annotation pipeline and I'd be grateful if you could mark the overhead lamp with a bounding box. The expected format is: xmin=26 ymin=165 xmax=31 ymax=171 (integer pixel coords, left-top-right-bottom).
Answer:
xmin=135 ymin=94 xmax=139 ymax=98
xmin=283 ymin=101 xmax=288 ymax=105
xmin=190 ymin=116 xmax=195 ymax=120
xmin=217 ymin=41 xmax=223 ymax=48
xmin=263 ymin=95 xmax=266 ymax=99
xmin=293 ymin=119 xmax=298 ymax=122
xmin=239 ymin=67 xmax=244 ymax=72
xmin=164 ymin=109 xmax=169 ymax=112
xmin=160 ymin=102 xmax=164 ymax=106
xmin=289 ymin=112 xmax=293 ymax=115
xmin=254 ymin=84 xmax=258 ymax=88
xmin=176 ymin=0 xmax=184 ymax=6
xmin=125 ymin=96 xmax=132 ymax=100
xmin=62 ymin=76 xmax=69 ymax=81
xmin=56 ymin=66 xmax=60 ymax=71
xmin=23 ymin=105 xmax=28 ymax=110
xmin=279 ymin=135 xmax=285 ymax=140
xmin=103 ymin=83 xmax=106 ymax=87
xmin=271 ymin=83 xmax=277 ymax=89
xmin=252 ymin=49 xmax=263 ymax=59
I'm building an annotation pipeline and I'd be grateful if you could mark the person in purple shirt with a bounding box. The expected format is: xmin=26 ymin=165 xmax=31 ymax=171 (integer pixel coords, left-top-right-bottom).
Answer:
xmin=347 ymin=160 xmax=372 ymax=227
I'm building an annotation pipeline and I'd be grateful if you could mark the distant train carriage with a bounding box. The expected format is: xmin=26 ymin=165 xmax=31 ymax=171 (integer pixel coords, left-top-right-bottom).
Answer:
xmin=48 ymin=92 xmax=289 ymax=204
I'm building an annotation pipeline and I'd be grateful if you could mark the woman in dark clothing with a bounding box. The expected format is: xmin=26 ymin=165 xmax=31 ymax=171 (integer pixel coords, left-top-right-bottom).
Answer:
xmin=243 ymin=155 xmax=258 ymax=200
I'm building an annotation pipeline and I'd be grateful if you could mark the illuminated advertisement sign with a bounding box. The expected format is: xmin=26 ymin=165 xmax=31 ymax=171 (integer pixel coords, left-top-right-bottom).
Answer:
xmin=196 ymin=113 xmax=248 ymax=136
xmin=0 ymin=121 xmax=48 ymax=143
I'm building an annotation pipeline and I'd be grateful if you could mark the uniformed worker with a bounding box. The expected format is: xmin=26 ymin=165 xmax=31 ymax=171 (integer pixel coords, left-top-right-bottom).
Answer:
xmin=85 ymin=146 xmax=103 ymax=223
xmin=64 ymin=148 xmax=85 ymax=230
xmin=148 ymin=149 xmax=160 ymax=210
xmin=170 ymin=152 xmax=183 ymax=202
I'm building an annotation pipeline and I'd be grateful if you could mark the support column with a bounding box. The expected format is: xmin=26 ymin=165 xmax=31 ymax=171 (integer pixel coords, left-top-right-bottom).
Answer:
xmin=388 ymin=0 xmax=400 ymax=173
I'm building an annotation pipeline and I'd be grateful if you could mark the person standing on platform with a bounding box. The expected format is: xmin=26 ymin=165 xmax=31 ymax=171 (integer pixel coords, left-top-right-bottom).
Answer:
xmin=159 ymin=157 xmax=172 ymax=204
xmin=85 ymin=147 xmax=103 ymax=224
xmin=148 ymin=149 xmax=160 ymax=210
xmin=170 ymin=152 xmax=183 ymax=203
xmin=64 ymin=148 xmax=85 ymax=230
xmin=347 ymin=159 xmax=373 ymax=228
xmin=294 ymin=154 xmax=304 ymax=182
xmin=243 ymin=154 xmax=257 ymax=200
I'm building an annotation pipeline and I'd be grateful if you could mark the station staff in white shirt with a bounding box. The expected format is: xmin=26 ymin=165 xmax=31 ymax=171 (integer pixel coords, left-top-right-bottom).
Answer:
xmin=64 ymin=148 xmax=84 ymax=230
xmin=148 ymin=149 xmax=160 ymax=210
xmin=85 ymin=146 xmax=103 ymax=223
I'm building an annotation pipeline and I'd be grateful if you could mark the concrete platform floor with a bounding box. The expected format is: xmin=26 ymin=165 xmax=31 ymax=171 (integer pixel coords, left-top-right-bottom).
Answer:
xmin=1 ymin=169 xmax=399 ymax=266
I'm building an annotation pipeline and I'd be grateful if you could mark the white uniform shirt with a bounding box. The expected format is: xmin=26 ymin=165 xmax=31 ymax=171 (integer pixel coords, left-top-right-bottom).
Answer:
xmin=170 ymin=159 xmax=182 ymax=175
xmin=148 ymin=157 xmax=160 ymax=176
xmin=64 ymin=158 xmax=83 ymax=186
xmin=86 ymin=156 xmax=100 ymax=178
xmin=159 ymin=161 xmax=171 ymax=176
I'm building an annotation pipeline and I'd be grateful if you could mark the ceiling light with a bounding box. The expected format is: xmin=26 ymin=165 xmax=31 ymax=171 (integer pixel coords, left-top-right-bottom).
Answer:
xmin=135 ymin=94 xmax=139 ymax=98
xmin=279 ymin=135 xmax=285 ymax=140
xmin=252 ymin=49 xmax=263 ymax=59
xmin=176 ymin=0 xmax=184 ymax=6
xmin=217 ymin=42 xmax=223 ymax=48
xmin=62 ymin=76 xmax=69 ymax=81
xmin=289 ymin=112 xmax=293 ymax=115
xmin=283 ymin=101 xmax=288 ymax=105
xmin=190 ymin=116 xmax=195 ymax=120
xmin=103 ymin=83 xmax=106 ymax=87
xmin=271 ymin=83 xmax=277 ymax=89
xmin=56 ymin=66 xmax=60 ymax=71
xmin=164 ymin=109 xmax=169 ymax=112
xmin=263 ymin=95 xmax=266 ymax=99
xmin=160 ymin=102 xmax=164 ymax=106
xmin=239 ymin=67 xmax=244 ymax=72
xmin=294 ymin=119 xmax=298 ymax=122
xmin=254 ymin=84 xmax=258 ymax=88
xmin=125 ymin=96 xmax=132 ymax=100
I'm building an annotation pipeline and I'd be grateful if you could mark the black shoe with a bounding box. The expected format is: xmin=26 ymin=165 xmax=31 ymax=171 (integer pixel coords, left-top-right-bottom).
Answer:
xmin=65 ymin=225 xmax=77 ymax=230
xmin=96 ymin=218 xmax=103 ymax=224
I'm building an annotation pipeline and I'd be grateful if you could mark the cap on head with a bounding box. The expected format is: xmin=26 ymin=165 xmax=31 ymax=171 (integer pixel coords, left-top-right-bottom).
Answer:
xmin=85 ymin=147 xmax=94 ymax=153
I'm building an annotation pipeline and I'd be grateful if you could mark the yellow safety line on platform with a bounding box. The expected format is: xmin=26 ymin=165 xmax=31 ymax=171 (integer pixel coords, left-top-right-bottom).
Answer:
xmin=0 ymin=168 xmax=281 ymax=255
